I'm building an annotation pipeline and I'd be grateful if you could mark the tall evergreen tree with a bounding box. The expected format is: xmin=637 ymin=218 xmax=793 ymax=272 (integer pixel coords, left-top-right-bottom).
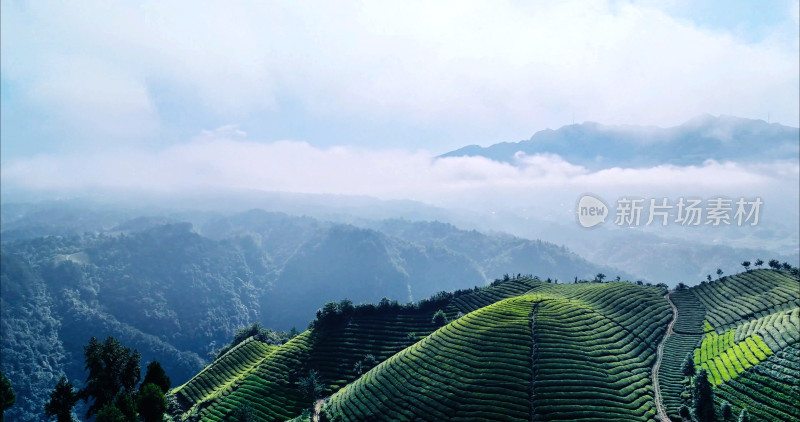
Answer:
xmin=692 ymin=369 xmax=716 ymax=422
xmin=45 ymin=377 xmax=78 ymax=422
xmin=80 ymin=336 xmax=141 ymax=418
xmin=142 ymin=361 xmax=171 ymax=394
xmin=0 ymin=371 xmax=16 ymax=422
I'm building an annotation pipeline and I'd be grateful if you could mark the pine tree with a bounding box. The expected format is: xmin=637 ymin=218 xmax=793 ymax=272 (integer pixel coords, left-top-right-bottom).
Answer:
xmin=45 ymin=376 xmax=78 ymax=422
xmin=142 ymin=361 xmax=171 ymax=394
xmin=0 ymin=371 xmax=16 ymax=422
xmin=692 ymin=369 xmax=715 ymax=422
xmin=80 ymin=336 xmax=141 ymax=418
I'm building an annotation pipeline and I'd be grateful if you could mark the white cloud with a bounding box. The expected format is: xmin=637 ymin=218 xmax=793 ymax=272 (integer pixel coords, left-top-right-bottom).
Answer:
xmin=4 ymin=132 xmax=795 ymax=210
xmin=28 ymin=55 xmax=158 ymax=139
xmin=1 ymin=0 xmax=797 ymax=147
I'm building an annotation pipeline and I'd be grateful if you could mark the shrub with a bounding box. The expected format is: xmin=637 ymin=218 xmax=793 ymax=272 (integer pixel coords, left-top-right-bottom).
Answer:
xmin=681 ymin=353 xmax=696 ymax=377
xmin=95 ymin=404 xmax=125 ymax=422
xmin=431 ymin=310 xmax=448 ymax=326
xmin=298 ymin=370 xmax=324 ymax=401
xmin=720 ymin=400 xmax=733 ymax=422
xmin=738 ymin=408 xmax=750 ymax=422
xmin=229 ymin=404 xmax=258 ymax=422
xmin=137 ymin=383 xmax=166 ymax=422
xmin=679 ymin=405 xmax=691 ymax=420
xmin=114 ymin=392 xmax=136 ymax=422
xmin=362 ymin=354 xmax=377 ymax=372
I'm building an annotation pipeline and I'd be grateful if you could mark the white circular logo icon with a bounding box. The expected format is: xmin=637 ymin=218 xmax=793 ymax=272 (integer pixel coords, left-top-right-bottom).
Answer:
xmin=577 ymin=194 xmax=608 ymax=228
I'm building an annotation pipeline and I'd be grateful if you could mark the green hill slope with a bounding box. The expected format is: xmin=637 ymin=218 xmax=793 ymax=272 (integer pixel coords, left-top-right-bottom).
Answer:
xmin=168 ymin=269 xmax=798 ymax=422
xmin=168 ymin=300 xmax=454 ymax=421
xmin=326 ymin=296 xmax=536 ymax=421
xmin=324 ymin=282 xmax=670 ymax=422
xmin=656 ymin=269 xmax=799 ymax=421
xmin=657 ymin=289 xmax=706 ymax=420
xmin=695 ymin=270 xmax=799 ymax=422
xmin=167 ymin=279 xmax=546 ymax=421
xmin=172 ymin=338 xmax=276 ymax=411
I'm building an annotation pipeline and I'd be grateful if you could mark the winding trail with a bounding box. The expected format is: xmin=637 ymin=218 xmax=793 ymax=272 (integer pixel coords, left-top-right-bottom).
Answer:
xmin=653 ymin=292 xmax=677 ymax=422
xmin=312 ymin=399 xmax=324 ymax=422
xmin=530 ymin=302 xmax=540 ymax=422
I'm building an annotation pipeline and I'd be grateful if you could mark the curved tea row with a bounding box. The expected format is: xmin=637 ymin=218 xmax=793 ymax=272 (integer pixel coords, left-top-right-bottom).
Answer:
xmin=324 ymin=296 xmax=537 ymax=421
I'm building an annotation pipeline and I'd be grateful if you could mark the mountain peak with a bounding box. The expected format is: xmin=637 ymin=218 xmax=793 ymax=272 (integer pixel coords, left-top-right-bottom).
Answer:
xmin=440 ymin=115 xmax=798 ymax=169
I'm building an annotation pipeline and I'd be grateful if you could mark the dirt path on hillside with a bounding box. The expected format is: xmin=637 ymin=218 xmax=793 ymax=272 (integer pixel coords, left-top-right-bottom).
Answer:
xmin=312 ymin=399 xmax=324 ymax=422
xmin=653 ymin=292 xmax=677 ymax=422
xmin=529 ymin=303 xmax=539 ymax=422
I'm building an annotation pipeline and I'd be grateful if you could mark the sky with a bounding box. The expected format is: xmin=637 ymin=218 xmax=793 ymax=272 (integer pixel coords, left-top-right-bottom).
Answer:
xmin=1 ymin=0 xmax=798 ymax=213
xmin=2 ymin=1 xmax=798 ymax=158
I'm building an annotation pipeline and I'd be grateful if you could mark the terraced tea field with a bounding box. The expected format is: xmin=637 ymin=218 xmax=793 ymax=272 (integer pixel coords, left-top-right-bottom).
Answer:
xmin=694 ymin=327 xmax=772 ymax=385
xmin=172 ymin=338 xmax=275 ymax=409
xmin=168 ymin=269 xmax=798 ymax=422
xmin=692 ymin=306 xmax=798 ymax=387
xmin=715 ymin=342 xmax=800 ymax=421
xmin=181 ymin=331 xmax=318 ymax=421
xmin=445 ymin=277 xmax=541 ymax=316
xmin=322 ymin=282 xmax=671 ymax=421
xmin=656 ymin=289 xmax=706 ymax=420
xmin=518 ymin=282 xmax=672 ymax=420
xmin=654 ymin=269 xmax=799 ymax=422
xmin=693 ymin=270 xmax=798 ymax=332
xmin=324 ymin=296 xmax=537 ymax=421
xmin=169 ymin=304 xmax=461 ymax=421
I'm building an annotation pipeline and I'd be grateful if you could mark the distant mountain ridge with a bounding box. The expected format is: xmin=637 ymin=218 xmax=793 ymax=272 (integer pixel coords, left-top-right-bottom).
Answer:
xmin=440 ymin=115 xmax=799 ymax=169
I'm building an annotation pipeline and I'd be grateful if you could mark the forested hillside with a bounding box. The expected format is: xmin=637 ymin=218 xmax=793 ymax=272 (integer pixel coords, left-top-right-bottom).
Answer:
xmin=1 ymin=209 xmax=625 ymax=421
